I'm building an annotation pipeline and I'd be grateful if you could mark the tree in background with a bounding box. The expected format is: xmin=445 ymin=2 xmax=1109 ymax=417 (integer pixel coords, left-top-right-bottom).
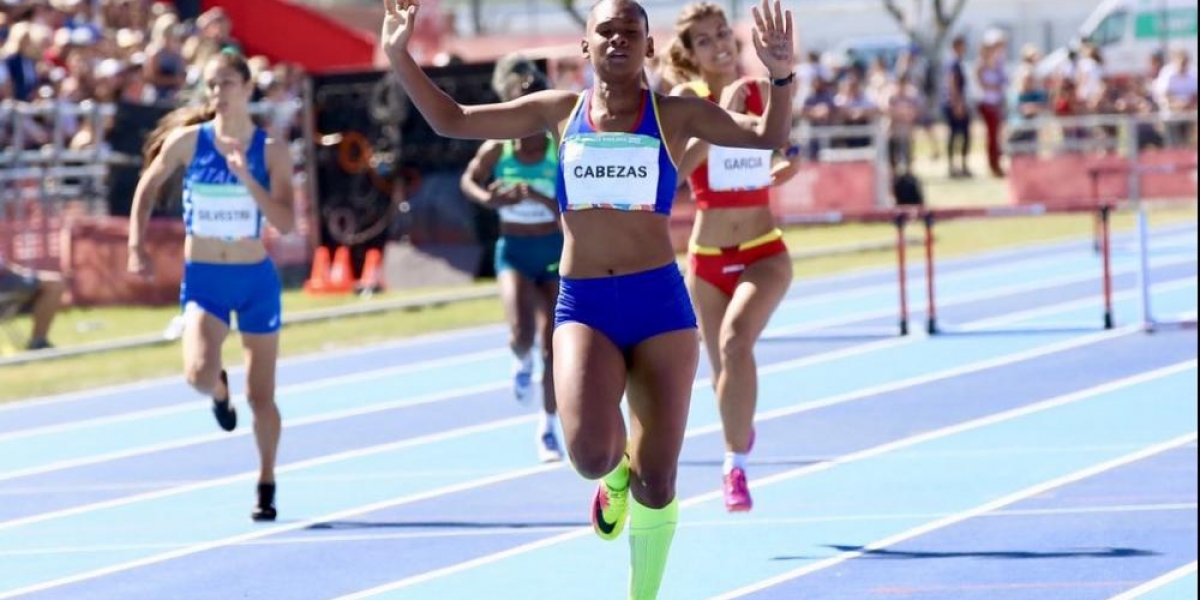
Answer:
xmin=882 ymin=0 xmax=969 ymax=105
xmin=469 ymin=0 xmax=485 ymax=33
xmin=558 ymin=0 xmax=587 ymax=29
xmin=468 ymin=0 xmax=587 ymax=32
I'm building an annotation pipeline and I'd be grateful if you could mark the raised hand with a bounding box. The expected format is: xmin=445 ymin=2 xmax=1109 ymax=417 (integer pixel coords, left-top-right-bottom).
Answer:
xmin=217 ymin=136 xmax=251 ymax=182
xmin=750 ymin=0 xmax=795 ymax=80
xmin=381 ymin=0 xmax=419 ymax=60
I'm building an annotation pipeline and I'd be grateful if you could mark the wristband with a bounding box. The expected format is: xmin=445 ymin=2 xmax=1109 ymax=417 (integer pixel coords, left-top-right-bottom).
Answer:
xmin=771 ymin=72 xmax=795 ymax=87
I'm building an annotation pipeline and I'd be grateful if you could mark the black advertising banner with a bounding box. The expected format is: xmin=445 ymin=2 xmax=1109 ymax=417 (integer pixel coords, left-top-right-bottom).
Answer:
xmin=309 ymin=62 xmax=510 ymax=277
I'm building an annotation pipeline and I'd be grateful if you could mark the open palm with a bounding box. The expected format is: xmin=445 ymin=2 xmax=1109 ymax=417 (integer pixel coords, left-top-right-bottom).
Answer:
xmin=381 ymin=0 xmax=419 ymax=58
xmin=750 ymin=0 xmax=795 ymax=79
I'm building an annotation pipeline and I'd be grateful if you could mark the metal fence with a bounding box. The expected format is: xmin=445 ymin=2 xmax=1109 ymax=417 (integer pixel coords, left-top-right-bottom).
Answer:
xmin=0 ymin=98 xmax=308 ymax=218
xmin=0 ymin=101 xmax=117 ymax=216
xmin=1006 ymin=113 xmax=1199 ymax=158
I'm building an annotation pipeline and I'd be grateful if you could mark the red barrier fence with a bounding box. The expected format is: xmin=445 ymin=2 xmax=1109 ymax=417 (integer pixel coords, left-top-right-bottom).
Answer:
xmin=770 ymin=160 xmax=880 ymax=215
xmin=3 ymin=169 xmax=1189 ymax=312
xmin=1010 ymin=149 xmax=1198 ymax=207
xmin=0 ymin=175 xmax=315 ymax=306
xmin=63 ymin=217 xmax=186 ymax=307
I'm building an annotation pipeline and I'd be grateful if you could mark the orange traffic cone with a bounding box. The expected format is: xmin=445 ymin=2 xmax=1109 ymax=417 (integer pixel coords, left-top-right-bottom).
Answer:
xmin=303 ymin=246 xmax=332 ymax=294
xmin=328 ymin=246 xmax=355 ymax=293
xmin=356 ymin=248 xmax=384 ymax=295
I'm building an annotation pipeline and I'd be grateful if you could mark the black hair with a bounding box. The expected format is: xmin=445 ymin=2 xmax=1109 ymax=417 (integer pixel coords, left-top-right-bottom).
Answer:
xmin=590 ymin=0 xmax=649 ymax=30
xmin=492 ymin=53 xmax=552 ymax=101
xmin=211 ymin=48 xmax=252 ymax=83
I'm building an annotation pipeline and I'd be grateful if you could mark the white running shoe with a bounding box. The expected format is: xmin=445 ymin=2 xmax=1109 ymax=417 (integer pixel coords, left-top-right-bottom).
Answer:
xmin=512 ymin=354 xmax=534 ymax=405
xmin=537 ymin=430 xmax=563 ymax=463
xmin=162 ymin=314 xmax=186 ymax=341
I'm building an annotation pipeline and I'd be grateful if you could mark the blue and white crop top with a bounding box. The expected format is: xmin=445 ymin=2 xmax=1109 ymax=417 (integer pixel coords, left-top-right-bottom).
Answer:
xmin=182 ymin=123 xmax=270 ymax=239
xmin=556 ymin=89 xmax=677 ymax=215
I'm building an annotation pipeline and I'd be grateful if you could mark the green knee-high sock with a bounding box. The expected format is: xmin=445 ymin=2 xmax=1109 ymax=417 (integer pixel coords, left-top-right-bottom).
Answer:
xmin=628 ymin=498 xmax=679 ymax=600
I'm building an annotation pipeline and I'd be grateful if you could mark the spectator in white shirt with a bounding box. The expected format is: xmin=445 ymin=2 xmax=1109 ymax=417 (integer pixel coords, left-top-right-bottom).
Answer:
xmin=1154 ymin=49 xmax=1198 ymax=145
xmin=1075 ymin=42 xmax=1105 ymax=104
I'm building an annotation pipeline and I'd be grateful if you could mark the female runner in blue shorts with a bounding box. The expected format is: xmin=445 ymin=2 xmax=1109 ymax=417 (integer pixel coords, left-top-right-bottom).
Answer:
xmin=127 ymin=50 xmax=296 ymax=521
xmin=461 ymin=59 xmax=564 ymax=462
xmin=382 ymin=0 xmax=794 ymax=597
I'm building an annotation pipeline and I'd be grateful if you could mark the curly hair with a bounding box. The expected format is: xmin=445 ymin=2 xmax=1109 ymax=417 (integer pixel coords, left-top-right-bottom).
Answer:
xmin=662 ymin=2 xmax=728 ymax=83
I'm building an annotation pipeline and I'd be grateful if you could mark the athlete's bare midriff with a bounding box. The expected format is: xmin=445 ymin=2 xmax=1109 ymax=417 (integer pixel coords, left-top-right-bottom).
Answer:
xmin=560 ymin=211 xmax=676 ymax=278
xmin=691 ymin=205 xmax=778 ymax=249
xmin=186 ymin=236 xmax=269 ymax=264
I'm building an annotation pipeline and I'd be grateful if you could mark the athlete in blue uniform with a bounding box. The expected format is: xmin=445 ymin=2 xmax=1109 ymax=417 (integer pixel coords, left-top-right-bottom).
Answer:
xmin=382 ymin=0 xmax=794 ymax=596
xmin=127 ymin=51 xmax=296 ymax=521
xmin=461 ymin=59 xmax=565 ymax=462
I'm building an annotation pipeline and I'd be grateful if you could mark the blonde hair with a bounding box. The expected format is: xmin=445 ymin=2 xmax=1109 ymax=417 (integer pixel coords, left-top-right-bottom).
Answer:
xmin=663 ymin=2 xmax=728 ymax=82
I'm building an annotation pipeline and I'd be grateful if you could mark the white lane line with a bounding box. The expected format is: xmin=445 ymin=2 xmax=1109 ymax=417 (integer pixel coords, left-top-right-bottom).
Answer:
xmin=326 ymin=362 xmax=1198 ymax=600
xmin=1 ymin=331 xmax=1185 ymax=599
xmin=8 ymin=268 xmax=1187 ymax=485
xmin=1106 ymin=562 xmax=1199 ymax=600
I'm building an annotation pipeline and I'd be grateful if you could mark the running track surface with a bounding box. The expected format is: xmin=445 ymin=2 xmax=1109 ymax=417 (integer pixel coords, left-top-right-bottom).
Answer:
xmin=0 ymin=223 xmax=1196 ymax=600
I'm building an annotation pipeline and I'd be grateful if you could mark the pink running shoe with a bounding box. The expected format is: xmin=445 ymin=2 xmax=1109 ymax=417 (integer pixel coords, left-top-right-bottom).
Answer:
xmin=723 ymin=467 xmax=753 ymax=513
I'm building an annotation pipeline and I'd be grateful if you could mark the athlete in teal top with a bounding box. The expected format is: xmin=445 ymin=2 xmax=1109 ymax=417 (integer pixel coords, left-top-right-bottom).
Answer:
xmin=461 ymin=61 xmax=565 ymax=463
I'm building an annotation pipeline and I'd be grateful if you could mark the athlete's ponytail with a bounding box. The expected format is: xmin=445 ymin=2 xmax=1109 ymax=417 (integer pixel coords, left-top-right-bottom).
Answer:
xmin=141 ymin=104 xmax=214 ymax=168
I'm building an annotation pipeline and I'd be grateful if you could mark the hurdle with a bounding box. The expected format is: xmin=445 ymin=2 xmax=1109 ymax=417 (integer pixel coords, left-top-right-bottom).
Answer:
xmin=920 ymin=203 xmax=1117 ymax=335
xmin=1088 ymin=162 xmax=1198 ymax=333
xmin=780 ymin=208 xmax=919 ymax=336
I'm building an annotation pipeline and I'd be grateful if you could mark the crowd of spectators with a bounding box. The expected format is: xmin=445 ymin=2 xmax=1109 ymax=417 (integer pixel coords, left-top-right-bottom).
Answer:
xmin=1003 ymin=41 xmax=1197 ymax=161
xmin=0 ymin=0 xmax=305 ymax=153
xmin=797 ymin=35 xmax=1195 ymax=177
xmin=650 ymin=27 xmax=1199 ymax=179
xmin=3 ymin=0 xmax=1196 ymax=176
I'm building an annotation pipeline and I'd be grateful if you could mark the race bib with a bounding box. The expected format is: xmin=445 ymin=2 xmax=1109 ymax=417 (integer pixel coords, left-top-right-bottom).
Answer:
xmin=707 ymin=145 xmax=773 ymax=191
xmin=497 ymin=178 xmax=558 ymax=224
xmin=189 ymin=183 xmax=261 ymax=239
xmin=499 ymin=199 xmax=558 ymax=225
xmin=561 ymin=133 xmax=660 ymax=211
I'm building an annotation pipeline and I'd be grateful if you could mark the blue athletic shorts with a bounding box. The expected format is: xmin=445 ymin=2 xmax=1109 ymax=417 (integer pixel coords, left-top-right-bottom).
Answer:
xmin=495 ymin=232 xmax=563 ymax=284
xmin=555 ymin=262 xmax=697 ymax=354
xmin=180 ymin=259 xmax=283 ymax=334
